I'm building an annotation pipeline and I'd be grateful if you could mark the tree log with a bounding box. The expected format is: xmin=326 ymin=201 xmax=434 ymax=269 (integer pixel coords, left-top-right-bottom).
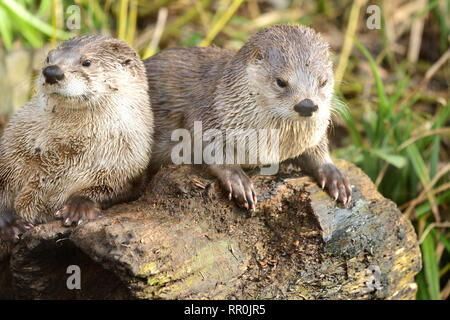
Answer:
xmin=0 ymin=159 xmax=421 ymax=299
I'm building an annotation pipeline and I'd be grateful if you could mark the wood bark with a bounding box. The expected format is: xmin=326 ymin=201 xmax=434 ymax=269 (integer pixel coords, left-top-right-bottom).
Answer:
xmin=0 ymin=160 xmax=421 ymax=299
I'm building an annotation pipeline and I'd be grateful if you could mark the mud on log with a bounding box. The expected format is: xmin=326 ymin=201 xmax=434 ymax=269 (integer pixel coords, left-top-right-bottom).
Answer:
xmin=0 ymin=160 xmax=421 ymax=299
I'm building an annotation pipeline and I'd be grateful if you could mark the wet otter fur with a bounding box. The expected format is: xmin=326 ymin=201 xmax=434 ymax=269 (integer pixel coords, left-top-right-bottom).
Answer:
xmin=145 ymin=24 xmax=351 ymax=210
xmin=0 ymin=35 xmax=153 ymax=242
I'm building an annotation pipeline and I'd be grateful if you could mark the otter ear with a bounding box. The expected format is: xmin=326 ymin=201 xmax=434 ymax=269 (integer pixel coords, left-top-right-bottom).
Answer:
xmin=107 ymin=41 xmax=136 ymax=68
xmin=121 ymin=58 xmax=133 ymax=67
xmin=249 ymin=47 xmax=263 ymax=63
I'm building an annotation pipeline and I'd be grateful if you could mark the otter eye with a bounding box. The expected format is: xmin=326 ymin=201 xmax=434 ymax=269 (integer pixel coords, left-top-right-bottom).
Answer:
xmin=82 ymin=59 xmax=92 ymax=67
xmin=319 ymin=79 xmax=328 ymax=88
xmin=276 ymin=78 xmax=287 ymax=88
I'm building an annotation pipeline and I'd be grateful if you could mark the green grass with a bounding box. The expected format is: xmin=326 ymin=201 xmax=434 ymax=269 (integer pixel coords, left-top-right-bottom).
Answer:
xmin=335 ymin=38 xmax=449 ymax=300
xmin=0 ymin=0 xmax=72 ymax=49
xmin=0 ymin=0 xmax=448 ymax=300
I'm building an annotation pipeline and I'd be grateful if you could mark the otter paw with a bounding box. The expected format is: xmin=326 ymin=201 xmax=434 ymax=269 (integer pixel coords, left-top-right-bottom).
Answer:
xmin=216 ymin=167 xmax=257 ymax=211
xmin=315 ymin=163 xmax=352 ymax=204
xmin=0 ymin=208 xmax=34 ymax=242
xmin=55 ymin=196 xmax=101 ymax=226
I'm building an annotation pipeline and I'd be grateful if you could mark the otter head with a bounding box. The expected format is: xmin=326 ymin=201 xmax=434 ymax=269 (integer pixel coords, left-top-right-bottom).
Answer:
xmin=39 ymin=34 xmax=145 ymax=110
xmin=242 ymin=25 xmax=334 ymax=122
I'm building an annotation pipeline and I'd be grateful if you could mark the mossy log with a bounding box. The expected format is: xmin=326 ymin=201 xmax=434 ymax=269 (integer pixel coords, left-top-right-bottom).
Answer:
xmin=0 ymin=160 xmax=421 ymax=299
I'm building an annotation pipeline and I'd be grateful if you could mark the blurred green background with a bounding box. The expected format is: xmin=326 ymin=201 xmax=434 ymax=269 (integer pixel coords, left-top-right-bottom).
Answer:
xmin=0 ymin=0 xmax=448 ymax=300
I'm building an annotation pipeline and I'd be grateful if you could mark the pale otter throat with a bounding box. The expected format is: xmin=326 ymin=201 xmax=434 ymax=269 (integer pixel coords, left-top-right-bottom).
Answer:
xmin=145 ymin=24 xmax=351 ymax=210
xmin=0 ymin=35 xmax=153 ymax=242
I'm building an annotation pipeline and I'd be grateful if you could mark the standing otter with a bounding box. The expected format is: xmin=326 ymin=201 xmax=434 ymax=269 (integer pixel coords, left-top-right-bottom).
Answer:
xmin=0 ymin=35 xmax=153 ymax=241
xmin=145 ymin=24 xmax=351 ymax=210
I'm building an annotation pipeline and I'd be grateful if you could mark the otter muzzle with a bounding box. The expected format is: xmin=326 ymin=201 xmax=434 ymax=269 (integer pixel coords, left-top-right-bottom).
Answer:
xmin=294 ymin=99 xmax=318 ymax=117
xmin=43 ymin=65 xmax=65 ymax=84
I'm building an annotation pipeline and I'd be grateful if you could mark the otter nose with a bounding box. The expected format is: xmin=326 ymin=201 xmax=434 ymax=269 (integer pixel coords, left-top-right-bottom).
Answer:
xmin=294 ymin=99 xmax=318 ymax=117
xmin=43 ymin=65 xmax=64 ymax=84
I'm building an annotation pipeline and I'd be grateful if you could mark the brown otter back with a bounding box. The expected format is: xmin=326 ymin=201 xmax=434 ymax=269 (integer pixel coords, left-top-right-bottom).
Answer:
xmin=144 ymin=47 xmax=234 ymax=126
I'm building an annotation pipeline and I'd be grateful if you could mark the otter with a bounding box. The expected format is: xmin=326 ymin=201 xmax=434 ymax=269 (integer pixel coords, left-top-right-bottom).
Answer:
xmin=0 ymin=35 xmax=153 ymax=241
xmin=144 ymin=24 xmax=351 ymax=210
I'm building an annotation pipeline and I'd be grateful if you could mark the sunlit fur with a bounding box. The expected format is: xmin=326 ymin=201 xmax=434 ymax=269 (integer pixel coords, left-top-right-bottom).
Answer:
xmin=0 ymin=35 xmax=153 ymax=223
xmin=146 ymin=24 xmax=336 ymax=167
xmin=216 ymin=25 xmax=335 ymax=164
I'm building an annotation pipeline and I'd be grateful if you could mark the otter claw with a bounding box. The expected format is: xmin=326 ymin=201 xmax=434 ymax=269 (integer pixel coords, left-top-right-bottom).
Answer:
xmin=212 ymin=166 xmax=256 ymax=211
xmin=23 ymin=223 xmax=34 ymax=230
xmin=0 ymin=208 xmax=34 ymax=242
xmin=315 ymin=163 xmax=351 ymax=204
xmin=55 ymin=195 xmax=101 ymax=227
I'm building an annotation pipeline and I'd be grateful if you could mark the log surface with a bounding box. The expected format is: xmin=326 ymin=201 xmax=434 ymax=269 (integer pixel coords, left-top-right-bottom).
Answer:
xmin=0 ymin=160 xmax=421 ymax=299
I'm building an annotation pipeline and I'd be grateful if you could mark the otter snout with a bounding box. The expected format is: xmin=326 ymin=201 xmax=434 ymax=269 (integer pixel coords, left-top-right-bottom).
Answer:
xmin=43 ymin=65 xmax=64 ymax=84
xmin=294 ymin=99 xmax=318 ymax=117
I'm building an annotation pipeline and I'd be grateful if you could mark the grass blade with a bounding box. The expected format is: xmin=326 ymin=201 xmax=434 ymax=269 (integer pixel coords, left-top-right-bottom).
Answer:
xmin=421 ymin=230 xmax=440 ymax=299
xmin=369 ymin=148 xmax=406 ymax=169
xmin=354 ymin=38 xmax=388 ymax=110
xmin=199 ymin=0 xmax=245 ymax=47
xmin=0 ymin=0 xmax=71 ymax=40
xmin=0 ymin=5 xmax=13 ymax=50
xmin=118 ymin=0 xmax=129 ymax=40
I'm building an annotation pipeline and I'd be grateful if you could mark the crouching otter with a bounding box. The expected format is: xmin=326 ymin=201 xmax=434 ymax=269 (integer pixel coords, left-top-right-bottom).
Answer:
xmin=0 ymin=35 xmax=153 ymax=241
xmin=145 ymin=24 xmax=351 ymax=210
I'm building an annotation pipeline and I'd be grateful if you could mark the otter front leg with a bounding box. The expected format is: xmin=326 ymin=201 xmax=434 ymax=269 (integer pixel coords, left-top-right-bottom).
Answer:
xmin=0 ymin=179 xmax=33 ymax=242
xmin=208 ymin=164 xmax=257 ymax=210
xmin=295 ymin=138 xmax=352 ymax=204
xmin=55 ymin=195 xmax=101 ymax=226
xmin=0 ymin=207 xmax=34 ymax=242
xmin=55 ymin=185 xmax=115 ymax=226
xmin=55 ymin=177 xmax=146 ymax=226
